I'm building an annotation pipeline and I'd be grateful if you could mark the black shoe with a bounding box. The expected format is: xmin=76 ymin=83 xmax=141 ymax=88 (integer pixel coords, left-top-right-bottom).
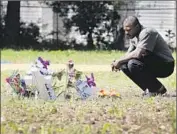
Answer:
xmin=142 ymin=89 xmax=155 ymax=97
xmin=157 ymin=86 xmax=167 ymax=95
xmin=142 ymin=88 xmax=166 ymax=97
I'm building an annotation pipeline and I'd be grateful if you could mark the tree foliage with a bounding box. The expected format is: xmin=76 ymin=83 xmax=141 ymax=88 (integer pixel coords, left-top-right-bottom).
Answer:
xmin=18 ymin=22 xmax=40 ymax=49
xmin=1 ymin=1 xmax=41 ymax=50
xmin=48 ymin=1 xmax=122 ymax=50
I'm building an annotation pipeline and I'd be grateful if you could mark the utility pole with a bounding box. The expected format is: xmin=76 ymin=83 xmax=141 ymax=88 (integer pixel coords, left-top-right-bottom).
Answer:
xmin=176 ymin=1 xmax=177 ymax=49
xmin=56 ymin=12 xmax=59 ymax=46
xmin=0 ymin=0 xmax=2 ymax=21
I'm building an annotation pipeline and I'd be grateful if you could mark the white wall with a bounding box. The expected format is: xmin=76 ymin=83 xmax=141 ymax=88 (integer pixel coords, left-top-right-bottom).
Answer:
xmin=135 ymin=1 xmax=176 ymax=47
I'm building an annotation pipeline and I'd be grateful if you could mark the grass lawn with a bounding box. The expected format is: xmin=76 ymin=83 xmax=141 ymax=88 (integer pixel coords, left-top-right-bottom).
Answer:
xmin=1 ymin=50 xmax=176 ymax=134
xmin=1 ymin=49 xmax=125 ymax=64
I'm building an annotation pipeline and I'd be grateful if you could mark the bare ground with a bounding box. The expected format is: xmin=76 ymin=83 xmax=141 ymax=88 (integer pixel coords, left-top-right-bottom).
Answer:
xmin=1 ymin=64 xmax=112 ymax=72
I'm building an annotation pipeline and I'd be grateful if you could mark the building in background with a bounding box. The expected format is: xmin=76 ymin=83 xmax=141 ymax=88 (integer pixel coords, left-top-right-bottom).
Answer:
xmin=117 ymin=1 xmax=176 ymax=48
xmin=135 ymin=1 xmax=176 ymax=46
xmin=1 ymin=1 xmax=54 ymax=39
xmin=20 ymin=1 xmax=54 ymax=39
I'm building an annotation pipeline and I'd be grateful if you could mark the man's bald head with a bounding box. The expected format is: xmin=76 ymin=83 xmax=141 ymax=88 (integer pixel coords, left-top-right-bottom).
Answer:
xmin=123 ymin=16 xmax=140 ymax=27
xmin=123 ymin=16 xmax=141 ymax=39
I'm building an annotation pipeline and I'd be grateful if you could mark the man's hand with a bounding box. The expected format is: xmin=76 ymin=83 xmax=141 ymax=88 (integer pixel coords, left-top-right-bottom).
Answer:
xmin=111 ymin=60 xmax=121 ymax=72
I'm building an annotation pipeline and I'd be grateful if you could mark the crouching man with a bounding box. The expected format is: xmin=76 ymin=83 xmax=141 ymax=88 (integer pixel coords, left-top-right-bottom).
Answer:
xmin=112 ymin=16 xmax=175 ymax=96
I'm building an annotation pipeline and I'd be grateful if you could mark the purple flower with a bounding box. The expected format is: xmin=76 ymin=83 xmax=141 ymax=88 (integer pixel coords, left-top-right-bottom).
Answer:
xmin=38 ymin=57 xmax=50 ymax=69
xmin=86 ymin=73 xmax=96 ymax=87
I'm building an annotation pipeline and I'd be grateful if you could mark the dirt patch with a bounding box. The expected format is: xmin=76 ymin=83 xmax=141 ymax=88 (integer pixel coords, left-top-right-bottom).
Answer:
xmin=1 ymin=64 xmax=112 ymax=72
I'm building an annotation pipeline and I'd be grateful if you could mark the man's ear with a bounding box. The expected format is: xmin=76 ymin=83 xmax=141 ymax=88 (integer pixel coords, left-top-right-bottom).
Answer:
xmin=134 ymin=23 xmax=141 ymax=33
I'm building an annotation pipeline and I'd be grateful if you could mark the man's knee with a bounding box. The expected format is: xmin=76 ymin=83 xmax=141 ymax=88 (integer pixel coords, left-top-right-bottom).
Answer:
xmin=119 ymin=63 xmax=130 ymax=76
xmin=120 ymin=64 xmax=128 ymax=71
xmin=127 ymin=59 xmax=144 ymax=73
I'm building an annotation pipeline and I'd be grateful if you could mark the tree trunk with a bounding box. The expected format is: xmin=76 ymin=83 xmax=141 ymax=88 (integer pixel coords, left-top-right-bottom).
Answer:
xmin=0 ymin=1 xmax=4 ymax=48
xmin=5 ymin=1 xmax=20 ymax=48
xmin=87 ymin=29 xmax=94 ymax=50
